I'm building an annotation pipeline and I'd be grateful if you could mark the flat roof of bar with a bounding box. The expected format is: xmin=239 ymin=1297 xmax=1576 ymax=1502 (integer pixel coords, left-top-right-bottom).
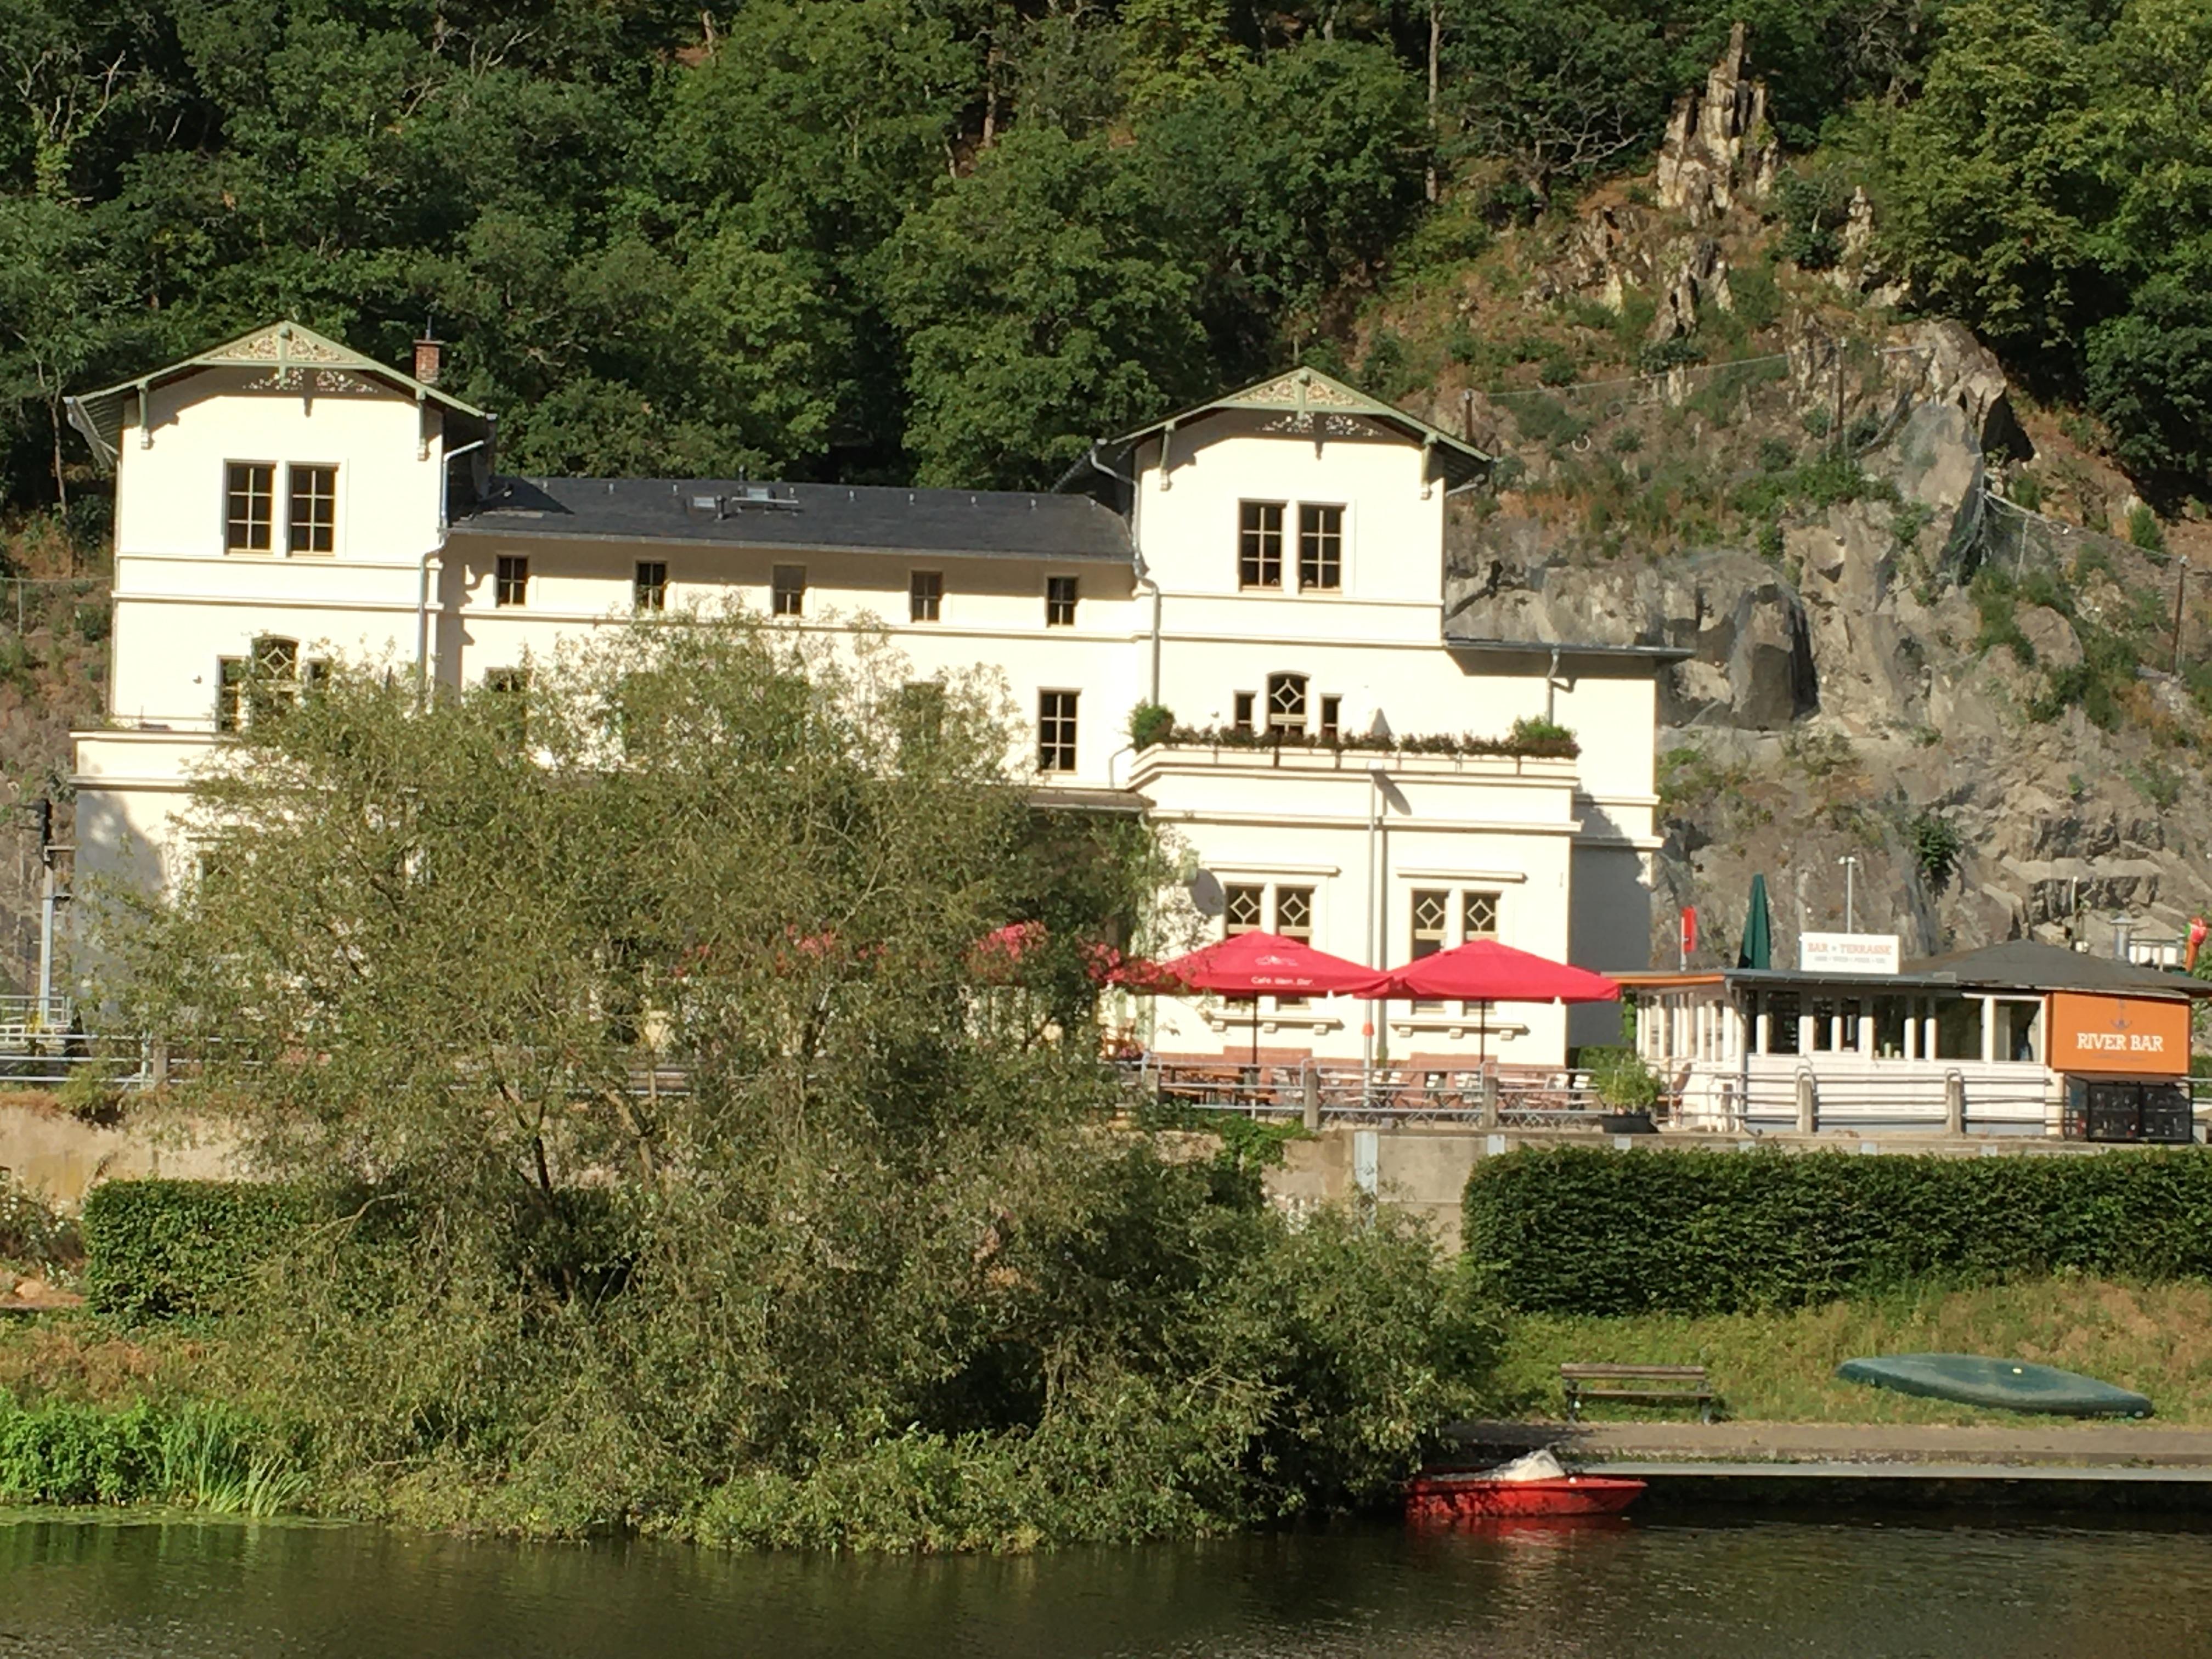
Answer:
xmin=1618 ymin=940 xmax=2212 ymax=1000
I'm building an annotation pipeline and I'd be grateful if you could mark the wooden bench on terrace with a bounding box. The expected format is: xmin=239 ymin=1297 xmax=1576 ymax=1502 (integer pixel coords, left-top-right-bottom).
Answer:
xmin=1561 ymin=1362 xmax=1718 ymax=1423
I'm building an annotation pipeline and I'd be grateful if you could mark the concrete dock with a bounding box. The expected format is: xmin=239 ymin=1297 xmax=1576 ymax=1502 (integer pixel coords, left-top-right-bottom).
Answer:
xmin=1445 ymin=1420 xmax=2212 ymax=1503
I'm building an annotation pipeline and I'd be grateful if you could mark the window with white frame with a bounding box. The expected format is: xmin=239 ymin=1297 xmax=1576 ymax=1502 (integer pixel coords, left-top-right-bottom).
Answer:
xmin=1297 ymin=503 xmax=1342 ymax=590
xmin=1045 ymin=575 xmax=1078 ymax=627
xmin=1223 ymin=884 xmax=1265 ymax=936
xmin=1394 ymin=885 xmax=1505 ymax=1017
xmin=1265 ymin=672 xmax=1307 ymax=736
xmin=215 ymin=635 xmax=328 ymax=732
xmin=1232 ymin=691 xmax=1256 ymax=735
xmin=1409 ymin=888 xmax=1450 ymax=1010
xmin=495 ymin=555 xmax=529 ymax=607
xmin=1319 ymin=694 xmax=1341 ymax=741
xmin=224 ymin=463 xmax=274 ymax=553
xmin=634 ymin=561 xmax=667 ymax=612
xmin=909 ymin=570 xmax=942 ymax=622
xmin=772 ymin=564 xmax=806 ymax=617
xmin=1464 ymin=890 xmax=1500 ymax=940
xmin=1238 ymin=501 xmax=1284 ymax=589
xmin=1273 ymin=885 xmax=1314 ymax=1006
xmin=1036 ymin=690 xmax=1079 ymax=773
xmin=287 ymin=465 xmax=337 ymax=554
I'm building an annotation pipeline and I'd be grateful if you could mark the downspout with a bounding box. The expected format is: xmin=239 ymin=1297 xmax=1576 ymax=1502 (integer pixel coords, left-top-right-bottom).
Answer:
xmin=418 ymin=438 xmax=487 ymax=702
xmin=1083 ymin=443 xmax=1161 ymax=705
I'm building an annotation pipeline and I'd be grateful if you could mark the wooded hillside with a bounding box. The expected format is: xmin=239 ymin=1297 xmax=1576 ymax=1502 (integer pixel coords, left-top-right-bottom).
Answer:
xmin=3 ymin=0 xmax=2205 ymax=517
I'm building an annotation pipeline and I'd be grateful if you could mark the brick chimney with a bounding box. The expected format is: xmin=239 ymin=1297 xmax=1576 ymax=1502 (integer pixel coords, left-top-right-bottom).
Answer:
xmin=413 ymin=335 xmax=443 ymax=386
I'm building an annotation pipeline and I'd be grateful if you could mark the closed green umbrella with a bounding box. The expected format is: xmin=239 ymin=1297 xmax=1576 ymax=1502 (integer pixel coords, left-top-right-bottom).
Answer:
xmin=1738 ymin=874 xmax=1773 ymax=970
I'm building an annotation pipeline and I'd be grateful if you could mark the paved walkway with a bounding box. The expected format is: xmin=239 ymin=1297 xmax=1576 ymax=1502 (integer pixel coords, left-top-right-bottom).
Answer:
xmin=1448 ymin=1419 xmax=2212 ymax=1469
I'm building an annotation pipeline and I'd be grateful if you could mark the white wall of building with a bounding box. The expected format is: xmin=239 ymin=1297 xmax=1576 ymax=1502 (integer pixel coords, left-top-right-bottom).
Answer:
xmin=71 ymin=345 xmax=1669 ymax=1068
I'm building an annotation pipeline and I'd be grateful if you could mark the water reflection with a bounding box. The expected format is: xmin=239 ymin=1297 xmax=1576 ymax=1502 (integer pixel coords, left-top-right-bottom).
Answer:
xmin=3 ymin=1508 xmax=2211 ymax=1658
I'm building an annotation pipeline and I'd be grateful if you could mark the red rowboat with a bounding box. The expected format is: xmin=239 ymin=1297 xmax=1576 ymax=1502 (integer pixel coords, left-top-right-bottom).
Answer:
xmin=1406 ymin=1471 xmax=1647 ymax=1523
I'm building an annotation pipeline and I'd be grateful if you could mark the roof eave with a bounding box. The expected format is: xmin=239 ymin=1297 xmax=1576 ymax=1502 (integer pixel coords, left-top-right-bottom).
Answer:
xmin=65 ymin=320 xmax=491 ymax=475
xmin=1071 ymin=365 xmax=1492 ymax=492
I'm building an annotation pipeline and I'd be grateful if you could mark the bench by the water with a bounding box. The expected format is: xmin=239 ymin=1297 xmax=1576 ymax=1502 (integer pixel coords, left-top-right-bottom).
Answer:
xmin=1562 ymin=1363 xmax=1717 ymax=1423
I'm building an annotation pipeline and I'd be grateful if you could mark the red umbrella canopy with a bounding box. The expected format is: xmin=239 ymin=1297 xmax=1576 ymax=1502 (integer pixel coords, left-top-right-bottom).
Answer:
xmin=1145 ymin=931 xmax=1386 ymax=997
xmin=1378 ymin=939 xmax=1620 ymax=1004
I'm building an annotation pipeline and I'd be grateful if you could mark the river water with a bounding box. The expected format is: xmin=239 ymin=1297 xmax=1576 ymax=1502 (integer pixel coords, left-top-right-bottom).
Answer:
xmin=5 ymin=1507 xmax=2211 ymax=1657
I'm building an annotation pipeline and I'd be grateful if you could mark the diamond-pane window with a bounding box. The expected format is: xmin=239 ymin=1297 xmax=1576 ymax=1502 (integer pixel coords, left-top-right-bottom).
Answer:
xmin=1265 ymin=673 xmax=1307 ymax=736
xmin=1224 ymin=884 xmax=1265 ymax=936
xmin=1275 ymin=886 xmax=1314 ymax=1006
xmin=1411 ymin=889 xmax=1449 ymax=1011
xmin=1464 ymin=891 xmax=1500 ymax=939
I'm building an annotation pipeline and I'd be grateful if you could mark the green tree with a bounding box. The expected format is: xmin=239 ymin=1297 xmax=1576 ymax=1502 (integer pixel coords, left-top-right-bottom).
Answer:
xmin=1146 ymin=38 xmax=1430 ymax=326
xmin=1875 ymin=0 xmax=2115 ymax=354
xmin=95 ymin=612 xmax=1486 ymax=1542
xmin=878 ymin=127 xmax=1210 ymax=488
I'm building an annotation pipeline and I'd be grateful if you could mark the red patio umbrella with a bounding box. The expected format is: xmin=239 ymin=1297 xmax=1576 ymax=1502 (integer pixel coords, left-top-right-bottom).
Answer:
xmin=1135 ymin=932 xmax=1386 ymax=1065
xmin=1371 ymin=939 xmax=1619 ymax=1063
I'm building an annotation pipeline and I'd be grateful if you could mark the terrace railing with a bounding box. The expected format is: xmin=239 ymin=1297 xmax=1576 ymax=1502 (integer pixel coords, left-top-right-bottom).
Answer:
xmin=1124 ymin=1058 xmax=1611 ymax=1127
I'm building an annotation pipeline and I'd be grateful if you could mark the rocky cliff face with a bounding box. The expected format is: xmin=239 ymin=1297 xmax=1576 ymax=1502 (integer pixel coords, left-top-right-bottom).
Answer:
xmin=1412 ymin=42 xmax=2212 ymax=971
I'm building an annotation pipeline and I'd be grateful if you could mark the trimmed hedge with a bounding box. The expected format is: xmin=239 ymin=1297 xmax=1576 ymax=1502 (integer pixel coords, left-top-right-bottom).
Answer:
xmin=1463 ymin=1147 xmax=2212 ymax=1315
xmin=81 ymin=1180 xmax=312 ymax=1322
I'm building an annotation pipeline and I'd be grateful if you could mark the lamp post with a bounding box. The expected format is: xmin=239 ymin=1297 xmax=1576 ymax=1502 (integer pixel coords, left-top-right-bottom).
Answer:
xmin=1364 ymin=710 xmax=1391 ymax=1085
xmin=1837 ymin=854 xmax=1859 ymax=934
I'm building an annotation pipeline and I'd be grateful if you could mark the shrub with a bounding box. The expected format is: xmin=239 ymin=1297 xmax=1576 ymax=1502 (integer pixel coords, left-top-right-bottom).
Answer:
xmin=0 ymin=1174 xmax=77 ymax=1272
xmin=1636 ymin=335 xmax=1705 ymax=376
xmin=2128 ymin=503 xmax=2166 ymax=554
xmin=1463 ymin=1147 xmax=2212 ymax=1316
xmin=1508 ymin=393 xmax=1589 ymax=446
xmin=1127 ymin=702 xmax=1175 ymax=749
xmin=81 ymin=1180 xmax=314 ymax=1323
xmin=1908 ymin=809 xmax=1962 ymax=889
xmin=1508 ymin=715 xmax=1575 ymax=746
xmin=1582 ymin=1048 xmax=1660 ymax=1111
xmin=0 ymin=1393 xmax=305 ymax=1514
xmin=2009 ymin=470 xmax=2044 ymax=511
xmin=1730 ymin=258 xmax=1783 ymax=330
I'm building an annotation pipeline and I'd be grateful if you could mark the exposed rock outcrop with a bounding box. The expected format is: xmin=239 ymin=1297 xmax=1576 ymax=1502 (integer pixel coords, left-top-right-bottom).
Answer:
xmin=1655 ymin=23 xmax=1781 ymax=224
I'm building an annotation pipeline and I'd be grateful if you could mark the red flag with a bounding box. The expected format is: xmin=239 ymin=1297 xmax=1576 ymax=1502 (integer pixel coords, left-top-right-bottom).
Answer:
xmin=2188 ymin=916 xmax=2207 ymax=974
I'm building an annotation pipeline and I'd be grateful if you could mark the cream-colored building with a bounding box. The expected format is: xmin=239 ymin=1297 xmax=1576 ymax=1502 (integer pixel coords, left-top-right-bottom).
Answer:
xmin=67 ymin=321 xmax=1673 ymax=1068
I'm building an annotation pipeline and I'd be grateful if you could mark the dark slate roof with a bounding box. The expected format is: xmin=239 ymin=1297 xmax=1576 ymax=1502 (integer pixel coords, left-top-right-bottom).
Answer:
xmin=1907 ymin=939 xmax=2211 ymax=998
xmin=451 ymin=477 xmax=1133 ymax=563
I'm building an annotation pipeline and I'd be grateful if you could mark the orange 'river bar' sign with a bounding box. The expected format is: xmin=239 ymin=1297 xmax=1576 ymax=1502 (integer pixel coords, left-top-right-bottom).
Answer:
xmin=2047 ymin=992 xmax=2192 ymax=1076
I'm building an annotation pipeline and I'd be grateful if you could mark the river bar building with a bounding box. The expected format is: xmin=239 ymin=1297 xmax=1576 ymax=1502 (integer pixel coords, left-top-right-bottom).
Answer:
xmin=65 ymin=321 xmax=1676 ymax=1069
xmin=1624 ymin=940 xmax=2209 ymax=1139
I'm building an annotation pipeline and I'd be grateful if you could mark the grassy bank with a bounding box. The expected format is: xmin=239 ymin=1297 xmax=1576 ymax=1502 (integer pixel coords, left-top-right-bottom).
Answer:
xmin=1487 ymin=1277 xmax=2212 ymax=1425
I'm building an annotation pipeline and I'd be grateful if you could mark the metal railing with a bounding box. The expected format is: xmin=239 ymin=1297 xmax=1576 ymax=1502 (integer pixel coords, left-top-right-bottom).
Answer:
xmin=1124 ymin=1059 xmax=1613 ymax=1127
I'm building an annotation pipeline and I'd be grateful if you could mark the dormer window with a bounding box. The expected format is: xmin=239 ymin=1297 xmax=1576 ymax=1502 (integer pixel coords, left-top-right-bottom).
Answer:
xmin=1238 ymin=501 xmax=1284 ymax=589
xmin=225 ymin=464 xmax=274 ymax=552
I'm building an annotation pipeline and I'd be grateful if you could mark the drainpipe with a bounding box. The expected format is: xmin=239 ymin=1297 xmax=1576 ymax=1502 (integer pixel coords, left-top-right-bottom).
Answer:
xmin=417 ymin=438 xmax=487 ymax=701
xmin=1083 ymin=443 xmax=1160 ymax=705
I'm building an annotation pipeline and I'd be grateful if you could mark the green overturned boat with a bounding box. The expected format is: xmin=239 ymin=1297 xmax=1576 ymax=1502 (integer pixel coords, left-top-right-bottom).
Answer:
xmin=1837 ymin=1353 xmax=2152 ymax=1417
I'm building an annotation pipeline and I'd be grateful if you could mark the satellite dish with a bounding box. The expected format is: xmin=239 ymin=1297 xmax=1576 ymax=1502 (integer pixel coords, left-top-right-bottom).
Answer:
xmin=1187 ymin=870 xmax=1224 ymax=917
